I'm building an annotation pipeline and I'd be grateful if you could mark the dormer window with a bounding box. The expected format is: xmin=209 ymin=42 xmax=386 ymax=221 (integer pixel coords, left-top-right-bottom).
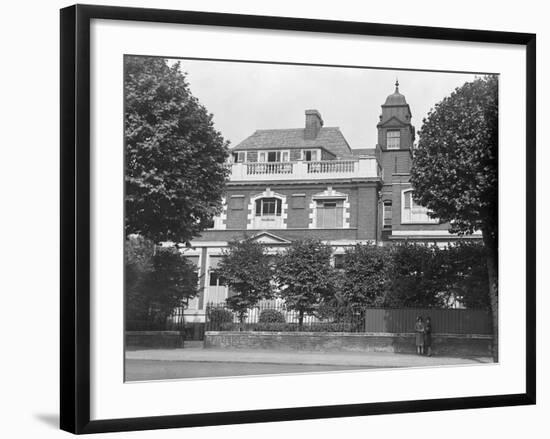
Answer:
xmin=386 ymin=130 xmax=401 ymax=149
xmin=232 ymin=151 xmax=246 ymax=163
xmin=302 ymin=149 xmax=319 ymax=161
xmin=258 ymin=150 xmax=290 ymax=162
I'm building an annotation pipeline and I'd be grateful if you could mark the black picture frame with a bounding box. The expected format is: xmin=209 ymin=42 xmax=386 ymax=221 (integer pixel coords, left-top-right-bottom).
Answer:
xmin=60 ymin=4 xmax=536 ymax=434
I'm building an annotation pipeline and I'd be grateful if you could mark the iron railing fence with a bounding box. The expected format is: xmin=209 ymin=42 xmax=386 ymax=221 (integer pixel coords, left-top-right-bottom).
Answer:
xmin=205 ymin=302 xmax=492 ymax=335
xmin=126 ymin=306 xmax=186 ymax=331
xmin=205 ymin=301 xmax=366 ymax=332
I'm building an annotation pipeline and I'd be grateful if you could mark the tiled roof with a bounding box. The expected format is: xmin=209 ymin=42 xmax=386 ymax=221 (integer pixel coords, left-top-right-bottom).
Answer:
xmin=232 ymin=127 xmax=353 ymax=159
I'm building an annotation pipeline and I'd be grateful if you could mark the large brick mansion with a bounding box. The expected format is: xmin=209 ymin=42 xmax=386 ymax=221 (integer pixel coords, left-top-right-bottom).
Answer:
xmin=182 ymin=82 xmax=478 ymax=312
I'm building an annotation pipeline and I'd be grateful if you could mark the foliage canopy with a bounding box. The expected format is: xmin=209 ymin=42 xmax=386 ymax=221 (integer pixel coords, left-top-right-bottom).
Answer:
xmin=216 ymin=239 xmax=274 ymax=319
xmin=410 ymin=75 xmax=498 ymax=241
xmin=124 ymin=56 xmax=229 ymax=244
xmin=275 ymin=239 xmax=336 ymax=322
xmin=125 ymin=235 xmax=198 ymax=328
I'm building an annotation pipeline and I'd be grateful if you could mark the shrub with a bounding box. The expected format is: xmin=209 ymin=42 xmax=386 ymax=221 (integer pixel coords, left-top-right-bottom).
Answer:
xmin=206 ymin=307 xmax=234 ymax=330
xmin=220 ymin=322 xmax=241 ymax=331
xmin=258 ymin=309 xmax=286 ymax=323
xmin=247 ymin=322 xmax=360 ymax=332
xmin=211 ymin=320 xmax=361 ymax=332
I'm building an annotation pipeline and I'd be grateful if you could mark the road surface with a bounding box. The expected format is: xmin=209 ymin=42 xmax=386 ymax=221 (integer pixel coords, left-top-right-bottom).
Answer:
xmin=125 ymin=359 xmax=369 ymax=381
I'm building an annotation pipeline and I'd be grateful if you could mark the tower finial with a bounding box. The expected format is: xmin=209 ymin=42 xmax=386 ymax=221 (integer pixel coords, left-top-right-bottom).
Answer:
xmin=395 ymin=78 xmax=399 ymax=92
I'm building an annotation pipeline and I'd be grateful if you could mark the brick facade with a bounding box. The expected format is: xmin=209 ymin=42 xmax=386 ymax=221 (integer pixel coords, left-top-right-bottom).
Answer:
xmin=183 ymin=83 xmax=478 ymax=315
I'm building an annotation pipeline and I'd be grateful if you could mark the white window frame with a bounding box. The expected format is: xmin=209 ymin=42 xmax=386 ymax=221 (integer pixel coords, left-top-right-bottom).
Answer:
xmin=248 ymin=189 xmax=288 ymax=230
xmin=401 ymin=189 xmax=439 ymax=224
xmin=386 ymin=130 xmax=401 ymax=150
xmin=301 ymin=148 xmax=320 ymax=161
xmin=383 ymin=201 xmax=392 ymax=228
xmin=258 ymin=150 xmax=290 ymax=162
xmin=255 ymin=197 xmax=282 ymax=217
xmin=232 ymin=151 xmax=246 ymax=163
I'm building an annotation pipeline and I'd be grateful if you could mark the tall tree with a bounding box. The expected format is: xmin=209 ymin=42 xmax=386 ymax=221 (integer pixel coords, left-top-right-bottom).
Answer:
xmin=387 ymin=243 xmax=450 ymax=308
xmin=124 ymin=56 xmax=229 ymax=244
xmin=446 ymin=241 xmax=490 ymax=310
xmin=125 ymin=235 xmax=198 ymax=329
xmin=215 ymin=240 xmax=274 ymax=322
xmin=410 ymin=75 xmax=499 ymax=359
xmin=275 ymin=240 xmax=335 ymax=327
xmin=340 ymin=244 xmax=392 ymax=308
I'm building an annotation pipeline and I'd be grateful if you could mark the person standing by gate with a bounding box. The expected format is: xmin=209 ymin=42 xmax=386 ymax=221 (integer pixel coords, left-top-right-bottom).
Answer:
xmin=424 ymin=316 xmax=433 ymax=357
xmin=414 ymin=316 xmax=425 ymax=355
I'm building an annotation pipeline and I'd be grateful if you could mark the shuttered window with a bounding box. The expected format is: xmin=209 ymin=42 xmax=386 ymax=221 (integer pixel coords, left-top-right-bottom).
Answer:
xmin=315 ymin=199 xmax=344 ymax=228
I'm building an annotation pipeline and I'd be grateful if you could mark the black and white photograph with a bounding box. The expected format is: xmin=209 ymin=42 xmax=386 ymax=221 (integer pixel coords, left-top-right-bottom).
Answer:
xmin=124 ymin=56 xmax=499 ymax=382
xmin=1 ymin=0 xmax=543 ymax=437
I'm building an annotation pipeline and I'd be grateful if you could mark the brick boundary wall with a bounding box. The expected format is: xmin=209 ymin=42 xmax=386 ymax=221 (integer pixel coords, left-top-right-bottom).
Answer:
xmin=204 ymin=331 xmax=493 ymax=357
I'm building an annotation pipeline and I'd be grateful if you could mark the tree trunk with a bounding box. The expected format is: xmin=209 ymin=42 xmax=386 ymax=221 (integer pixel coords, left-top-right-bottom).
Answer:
xmin=239 ymin=312 xmax=245 ymax=332
xmin=483 ymin=230 xmax=498 ymax=362
xmin=298 ymin=310 xmax=304 ymax=330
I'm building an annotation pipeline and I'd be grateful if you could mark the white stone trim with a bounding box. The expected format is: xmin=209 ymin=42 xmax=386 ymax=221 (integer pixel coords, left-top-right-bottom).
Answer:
xmin=177 ymin=247 xmax=203 ymax=310
xmin=211 ymin=197 xmax=227 ymax=230
xmin=308 ymin=198 xmax=316 ymax=229
xmin=189 ymin=241 xmax=231 ymax=247
xmin=401 ymin=188 xmax=439 ymax=224
xmin=343 ymin=198 xmax=351 ymax=229
xmin=309 ymin=186 xmax=350 ymax=229
xmin=247 ymin=187 xmax=288 ymax=229
xmin=203 ymin=249 xmax=230 ymax=306
xmin=322 ymin=239 xmax=376 ymax=246
xmin=391 ymin=230 xmax=482 ymax=236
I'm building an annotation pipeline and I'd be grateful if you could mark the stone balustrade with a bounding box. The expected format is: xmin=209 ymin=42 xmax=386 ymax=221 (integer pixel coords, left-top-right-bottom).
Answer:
xmin=229 ymin=157 xmax=380 ymax=181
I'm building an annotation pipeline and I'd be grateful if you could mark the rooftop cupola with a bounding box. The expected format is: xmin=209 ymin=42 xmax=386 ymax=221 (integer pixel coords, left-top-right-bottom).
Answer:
xmin=384 ymin=79 xmax=408 ymax=106
xmin=379 ymin=79 xmax=412 ymax=125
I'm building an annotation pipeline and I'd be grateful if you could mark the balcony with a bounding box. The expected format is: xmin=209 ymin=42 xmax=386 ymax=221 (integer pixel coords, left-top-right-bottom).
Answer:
xmin=229 ymin=157 xmax=381 ymax=182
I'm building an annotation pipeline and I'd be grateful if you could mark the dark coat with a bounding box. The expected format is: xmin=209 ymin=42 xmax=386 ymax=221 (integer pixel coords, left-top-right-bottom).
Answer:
xmin=415 ymin=321 xmax=425 ymax=346
xmin=424 ymin=322 xmax=432 ymax=346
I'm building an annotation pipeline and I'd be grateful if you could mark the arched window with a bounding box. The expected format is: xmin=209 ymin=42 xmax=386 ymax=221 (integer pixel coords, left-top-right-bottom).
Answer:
xmin=249 ymin=190 xmax=287 ymax=229
xmin=401 ymin=190 xmax=438 ymax=224
xmin=255 ymin=197 xmax=282 ymax=217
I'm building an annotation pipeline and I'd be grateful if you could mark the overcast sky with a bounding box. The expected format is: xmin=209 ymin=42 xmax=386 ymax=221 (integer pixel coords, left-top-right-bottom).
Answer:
xmin=170 ymin=58 xmax=480 ymax=150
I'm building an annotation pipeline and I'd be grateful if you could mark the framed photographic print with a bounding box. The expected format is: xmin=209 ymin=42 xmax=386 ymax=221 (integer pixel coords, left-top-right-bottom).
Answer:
xmin=60 ymin=4 xmax=536 ymax=434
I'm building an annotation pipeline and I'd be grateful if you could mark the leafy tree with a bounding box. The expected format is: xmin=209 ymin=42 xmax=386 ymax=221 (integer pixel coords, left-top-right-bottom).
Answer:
xmin=215 ymin=240 xmax=274 ymax=322
xmin=124 ymin=56 xmax=229 ymax=244
xmin=410 ymin=75 xmax=499 ymax=358
xmin=125 ymin=235 xmax=155 ymax=324
xmin=340 ymin=244 xmax=392 ymax=308
xmin=275 ymin=240 xmax=335 ymax=327
xmin=446 ymin=241 xmax=490 ymax=309
xmin=386 ymin=243 xmax=450 ymax=308
xmin=125 ymin=235 xmax=198 ymax=329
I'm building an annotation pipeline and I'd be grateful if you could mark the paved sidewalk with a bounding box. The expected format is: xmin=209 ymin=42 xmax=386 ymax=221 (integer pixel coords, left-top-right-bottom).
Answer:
xmin=126 ymin=347 xmax=493 ymax=368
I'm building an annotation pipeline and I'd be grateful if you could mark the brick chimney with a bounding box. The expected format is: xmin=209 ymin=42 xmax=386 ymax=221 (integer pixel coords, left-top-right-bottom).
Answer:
xmin=304 ymin=109 xmax=324 ymax=140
